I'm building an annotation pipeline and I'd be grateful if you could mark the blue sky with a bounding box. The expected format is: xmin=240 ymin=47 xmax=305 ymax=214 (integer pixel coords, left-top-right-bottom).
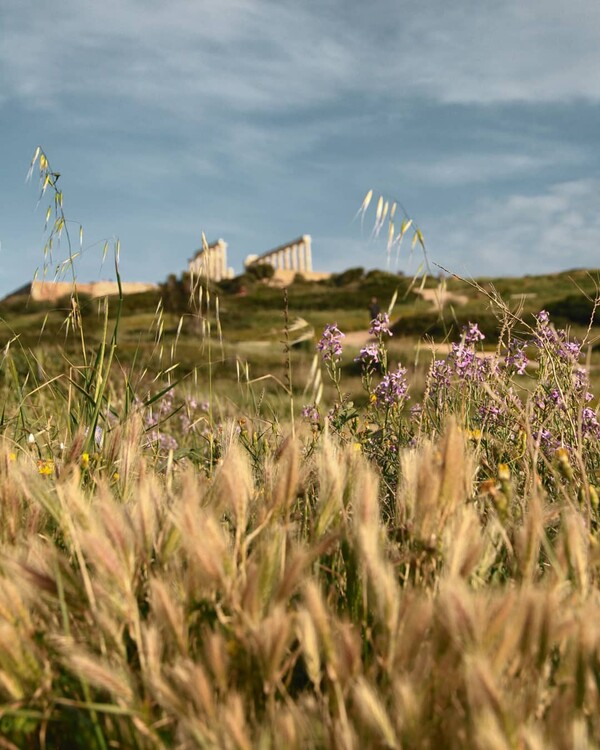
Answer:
xmin=1 ymin=0 xmax=600 ymax=297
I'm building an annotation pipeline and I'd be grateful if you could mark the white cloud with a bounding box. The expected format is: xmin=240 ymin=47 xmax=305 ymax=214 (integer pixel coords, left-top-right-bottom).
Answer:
xmin=0 ymin=0 xmax=357 ymax=116
xmin=374 ymin=0 xmax=600 ymax=104
xmin=3 ymin=0 xmax=600 ymax=121
xmin=402 ymin=148 xmax=584 ymax=187
xmin=428 ymin=179 xmax=600 ymax=277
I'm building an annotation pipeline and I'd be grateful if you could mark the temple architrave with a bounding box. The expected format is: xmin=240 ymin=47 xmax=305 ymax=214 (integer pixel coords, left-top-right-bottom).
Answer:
xmin=243 ymin=235 xmax=330 ymax=284
xmin=248 ymin=235 xmax=313 ymax=273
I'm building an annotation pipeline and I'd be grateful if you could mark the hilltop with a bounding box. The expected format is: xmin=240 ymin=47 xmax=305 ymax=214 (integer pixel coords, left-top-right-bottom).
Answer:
xmin=1 ymin=266 xmax=598 ymax=354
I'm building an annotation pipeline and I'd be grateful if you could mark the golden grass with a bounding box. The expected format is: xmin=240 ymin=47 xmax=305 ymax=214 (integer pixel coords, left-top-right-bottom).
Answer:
xmin=0 ymin=422 xmax=599 ymax=748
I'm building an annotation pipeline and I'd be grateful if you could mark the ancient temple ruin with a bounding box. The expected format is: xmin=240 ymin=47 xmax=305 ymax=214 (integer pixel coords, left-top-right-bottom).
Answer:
xmin=188 ymin=239 xmax=233 ymax=282
xmin=246 ymin=235 xmax=313 ymax=274
xmin=186 ymin=234 xmax=328 ymax=286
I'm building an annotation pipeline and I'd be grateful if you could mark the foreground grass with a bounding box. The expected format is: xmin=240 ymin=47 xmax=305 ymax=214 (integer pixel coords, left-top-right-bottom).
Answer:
xmin=1 ymin=420 xmax=600 ymax=749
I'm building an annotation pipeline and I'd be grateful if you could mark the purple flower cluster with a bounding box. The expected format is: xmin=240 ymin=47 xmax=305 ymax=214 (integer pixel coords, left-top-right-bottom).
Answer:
xmin=449 ymin=343 xmax=494 ymax=382
xmin=532 ymin=428 xmax=558 ymax=451
xmin=374 ymin=364 xmax=408 ymax=407
xmin=463 ymin=322 xmax=485 ymax=345
xmin=179 ymin=394 xmax=210 ymax=432
xmin=369 ymin=313 xmax=393 ymax=337
xmin=582 ymin=406 xmax=600 ymax=439
xmin=148 ymin=430 xmax=179 ymax=452
xmin=574 ymin=368 xmax=594 ymax=403
xmin=142 ymin=389 xmax=180 ymax=452
xmin=533 ymin=310 xmax=582 ymax=362
xmin=301 ymin=404 xmax=320 ymax=423
xmin=410 ymin=403 xmax=423 ymax=418
xmin=355 ymin=342 xmax=380 ymax=365
xmin=431 ymin=359 xmax=452 ymax=387
xmin=317 ymin=323 xmax=345 ymax=362
xmin=505 ymin=339 xmax=528 ymax=375
xmin=479 ymin=403 xmax=503 ymax=423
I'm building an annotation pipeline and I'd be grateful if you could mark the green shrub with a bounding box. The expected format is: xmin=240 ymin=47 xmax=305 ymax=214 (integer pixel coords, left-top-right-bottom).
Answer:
xmin=545 ymin=293 xmax=598 ymax=326
xmin=331 ymin=267 xmax=365 ymax=286
xmin=246 ymin=262 xmax=275 ymax=281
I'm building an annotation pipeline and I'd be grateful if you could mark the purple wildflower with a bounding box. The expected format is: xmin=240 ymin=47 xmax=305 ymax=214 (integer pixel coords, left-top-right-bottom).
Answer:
xmin=463 ymin=322 xmax=485 ymax=345
xmin=451 ymin=343 xmax=475 ymax=374
xmin=559 ymin=340 xmax=582 ymax=361
xmin=573 ymin=368 xmax=594 ymax=402
xmin=582 ymin=407 xmax=600 ymax=439
xmin=355 ymin=343 xmax=380 ymax=365
xmin=158 ymin=391 xmax=175 ymax=416
xmin=148 ymin=430 xmax=179 ymax=452
xmin=410 ymin=403 xmax=423 ymax=418
xmin=301 ymin=404 xmax=320 ymax=422
xmin=369 ymin=313 xmax=393 ymax=337
xmin=317 ymin=323 xmax=345 ymax=362
xmin=532 ymin=428 xmax=556 ymax=450
xmin=505 ymin=339 xmax=528 ymax=375
xmin=574 ymin=367 xmax=588 ymax=392
xmin=479 ymin=403 xmax=502 ymax=423
xmin=374 ymin=364 xmax=408 ymax=407
xmin=428 ymin=360 xmax=453 ymax=397
xmin=533 ymin=310 xmax=558 ymax=348
xmin=533 ymin=310 xmax=581 ymax=362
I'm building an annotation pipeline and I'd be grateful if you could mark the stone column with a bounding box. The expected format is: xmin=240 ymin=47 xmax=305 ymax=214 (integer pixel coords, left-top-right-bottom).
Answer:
xmin=221 ymin=242 xmax=228 ymax=279
xmin=304 ymin=238 xmax=312 ymax=272
xmin=298 ymin=244 xmax=305 ymax=272
xmin=292 ymin=244 xmax=298 ymax=271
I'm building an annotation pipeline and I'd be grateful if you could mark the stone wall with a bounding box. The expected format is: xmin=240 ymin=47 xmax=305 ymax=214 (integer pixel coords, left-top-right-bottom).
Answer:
xmin=23 ymin=280 xmax=158 ymax=302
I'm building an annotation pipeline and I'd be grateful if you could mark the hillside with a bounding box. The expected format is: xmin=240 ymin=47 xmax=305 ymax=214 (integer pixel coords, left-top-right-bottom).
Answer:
xmin=1 ymin=267 xmax=598 ymax=407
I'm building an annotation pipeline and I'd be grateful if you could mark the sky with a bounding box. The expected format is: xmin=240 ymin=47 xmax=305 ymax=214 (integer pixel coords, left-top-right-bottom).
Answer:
xmin=1 ymin=0 xmax=600 ymax=297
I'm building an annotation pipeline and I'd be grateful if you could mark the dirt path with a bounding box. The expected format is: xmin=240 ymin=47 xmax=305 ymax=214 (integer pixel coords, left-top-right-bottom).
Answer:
xmin=415 ymin=286 xmax=469 ymax=310
xmin=343 ymin=330 xmax=374 ymax=349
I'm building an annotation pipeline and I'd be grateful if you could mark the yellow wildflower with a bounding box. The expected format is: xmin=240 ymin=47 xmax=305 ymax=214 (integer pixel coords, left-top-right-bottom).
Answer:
xmin=37 ymin=459 xmax=54 ymax=477
xmin=497 ymin=463 xmax=510 ymax=481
